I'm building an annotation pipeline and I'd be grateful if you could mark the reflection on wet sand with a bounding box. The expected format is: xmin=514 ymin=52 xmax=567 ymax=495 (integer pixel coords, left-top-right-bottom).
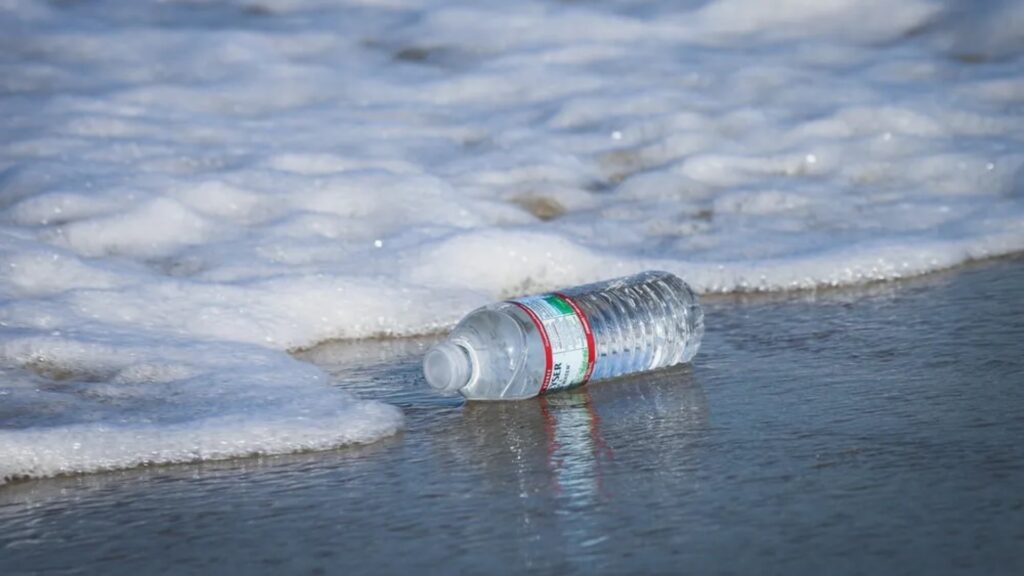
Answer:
xmin=539 ymin=390 xmax=614 ymax=499
xmin=449 ymin=366 xmax=708 ymax=568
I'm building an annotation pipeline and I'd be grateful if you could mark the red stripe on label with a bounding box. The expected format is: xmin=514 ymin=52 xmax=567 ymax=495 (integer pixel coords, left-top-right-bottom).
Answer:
xmin=510 ymin=300 xmax=554 ymax=394
xmin=554 ymin=293 xmax=596 ymax=384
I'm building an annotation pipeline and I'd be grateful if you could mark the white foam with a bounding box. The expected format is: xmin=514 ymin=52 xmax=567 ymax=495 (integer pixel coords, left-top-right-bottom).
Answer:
xmin=0 ymin=330 xmax=404 ymax=484
xmin=2 ymin=0 xmax=1023 ymax=483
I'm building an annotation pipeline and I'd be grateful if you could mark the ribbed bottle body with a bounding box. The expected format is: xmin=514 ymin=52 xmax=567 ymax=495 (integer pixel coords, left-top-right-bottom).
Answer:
xmin=561 ymin=271 xmax=704 ymax=382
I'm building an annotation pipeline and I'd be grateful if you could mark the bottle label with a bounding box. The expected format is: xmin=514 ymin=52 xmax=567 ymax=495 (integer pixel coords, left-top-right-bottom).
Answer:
xmin=509 ymin=293 xmax=596 ymax=394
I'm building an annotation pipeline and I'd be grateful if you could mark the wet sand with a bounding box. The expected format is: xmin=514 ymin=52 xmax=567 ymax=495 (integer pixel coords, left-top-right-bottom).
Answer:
xmin=1 ymin=257 xmax=1023 ymax=575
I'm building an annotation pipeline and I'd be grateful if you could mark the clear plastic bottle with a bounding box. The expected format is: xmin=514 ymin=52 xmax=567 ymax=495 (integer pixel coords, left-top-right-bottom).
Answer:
xmin=423 ymin=271 xmax=704 ymax=400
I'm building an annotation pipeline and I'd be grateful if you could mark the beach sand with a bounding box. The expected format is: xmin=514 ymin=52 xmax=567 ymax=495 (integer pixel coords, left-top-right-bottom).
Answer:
xmin=1 ymin=257 xmax=1022 ymax=575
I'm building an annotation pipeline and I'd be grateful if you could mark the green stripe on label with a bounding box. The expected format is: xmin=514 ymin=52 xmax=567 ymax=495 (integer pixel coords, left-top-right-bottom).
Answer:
xmin=544 ymin=295 xmax=574 ymax=315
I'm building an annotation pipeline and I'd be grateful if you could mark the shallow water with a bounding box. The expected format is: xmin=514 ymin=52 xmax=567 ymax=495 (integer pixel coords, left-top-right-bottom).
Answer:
xmin=2 ymin=257 xmax=1021 ymax=575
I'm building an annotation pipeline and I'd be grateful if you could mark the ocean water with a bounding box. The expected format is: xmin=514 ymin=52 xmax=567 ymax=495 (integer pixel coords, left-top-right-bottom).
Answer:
xmin=2 ymin=0 xmax=1023 ymax=482
xmin=1 ymin=256 xmax=1021 ymax=574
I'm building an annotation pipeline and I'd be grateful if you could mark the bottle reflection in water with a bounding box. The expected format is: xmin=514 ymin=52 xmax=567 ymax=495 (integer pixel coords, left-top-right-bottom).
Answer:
xmin=444 ymin=365 xmax=708 ymax=569
xmin=539 ymin=391 xmax=613 ymax=500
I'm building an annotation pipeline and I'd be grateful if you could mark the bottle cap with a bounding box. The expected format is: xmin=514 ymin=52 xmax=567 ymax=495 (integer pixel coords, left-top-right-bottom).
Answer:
xmin=423 ymin=341 xmax=473 ymax=392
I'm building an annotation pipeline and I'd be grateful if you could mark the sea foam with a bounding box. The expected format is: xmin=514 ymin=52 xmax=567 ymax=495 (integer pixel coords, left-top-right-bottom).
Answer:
xmin=2 ymin=0 xmax=1022 ymax=483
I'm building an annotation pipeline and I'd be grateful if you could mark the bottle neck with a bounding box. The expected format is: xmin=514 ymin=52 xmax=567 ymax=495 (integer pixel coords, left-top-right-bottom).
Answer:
xmin=423 ymin=341 xmax=473 ymax=392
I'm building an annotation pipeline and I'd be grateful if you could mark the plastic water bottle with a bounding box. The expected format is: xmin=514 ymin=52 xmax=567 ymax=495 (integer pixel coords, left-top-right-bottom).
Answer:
xmin=423 ymin=271 xmax=704 ymax=400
